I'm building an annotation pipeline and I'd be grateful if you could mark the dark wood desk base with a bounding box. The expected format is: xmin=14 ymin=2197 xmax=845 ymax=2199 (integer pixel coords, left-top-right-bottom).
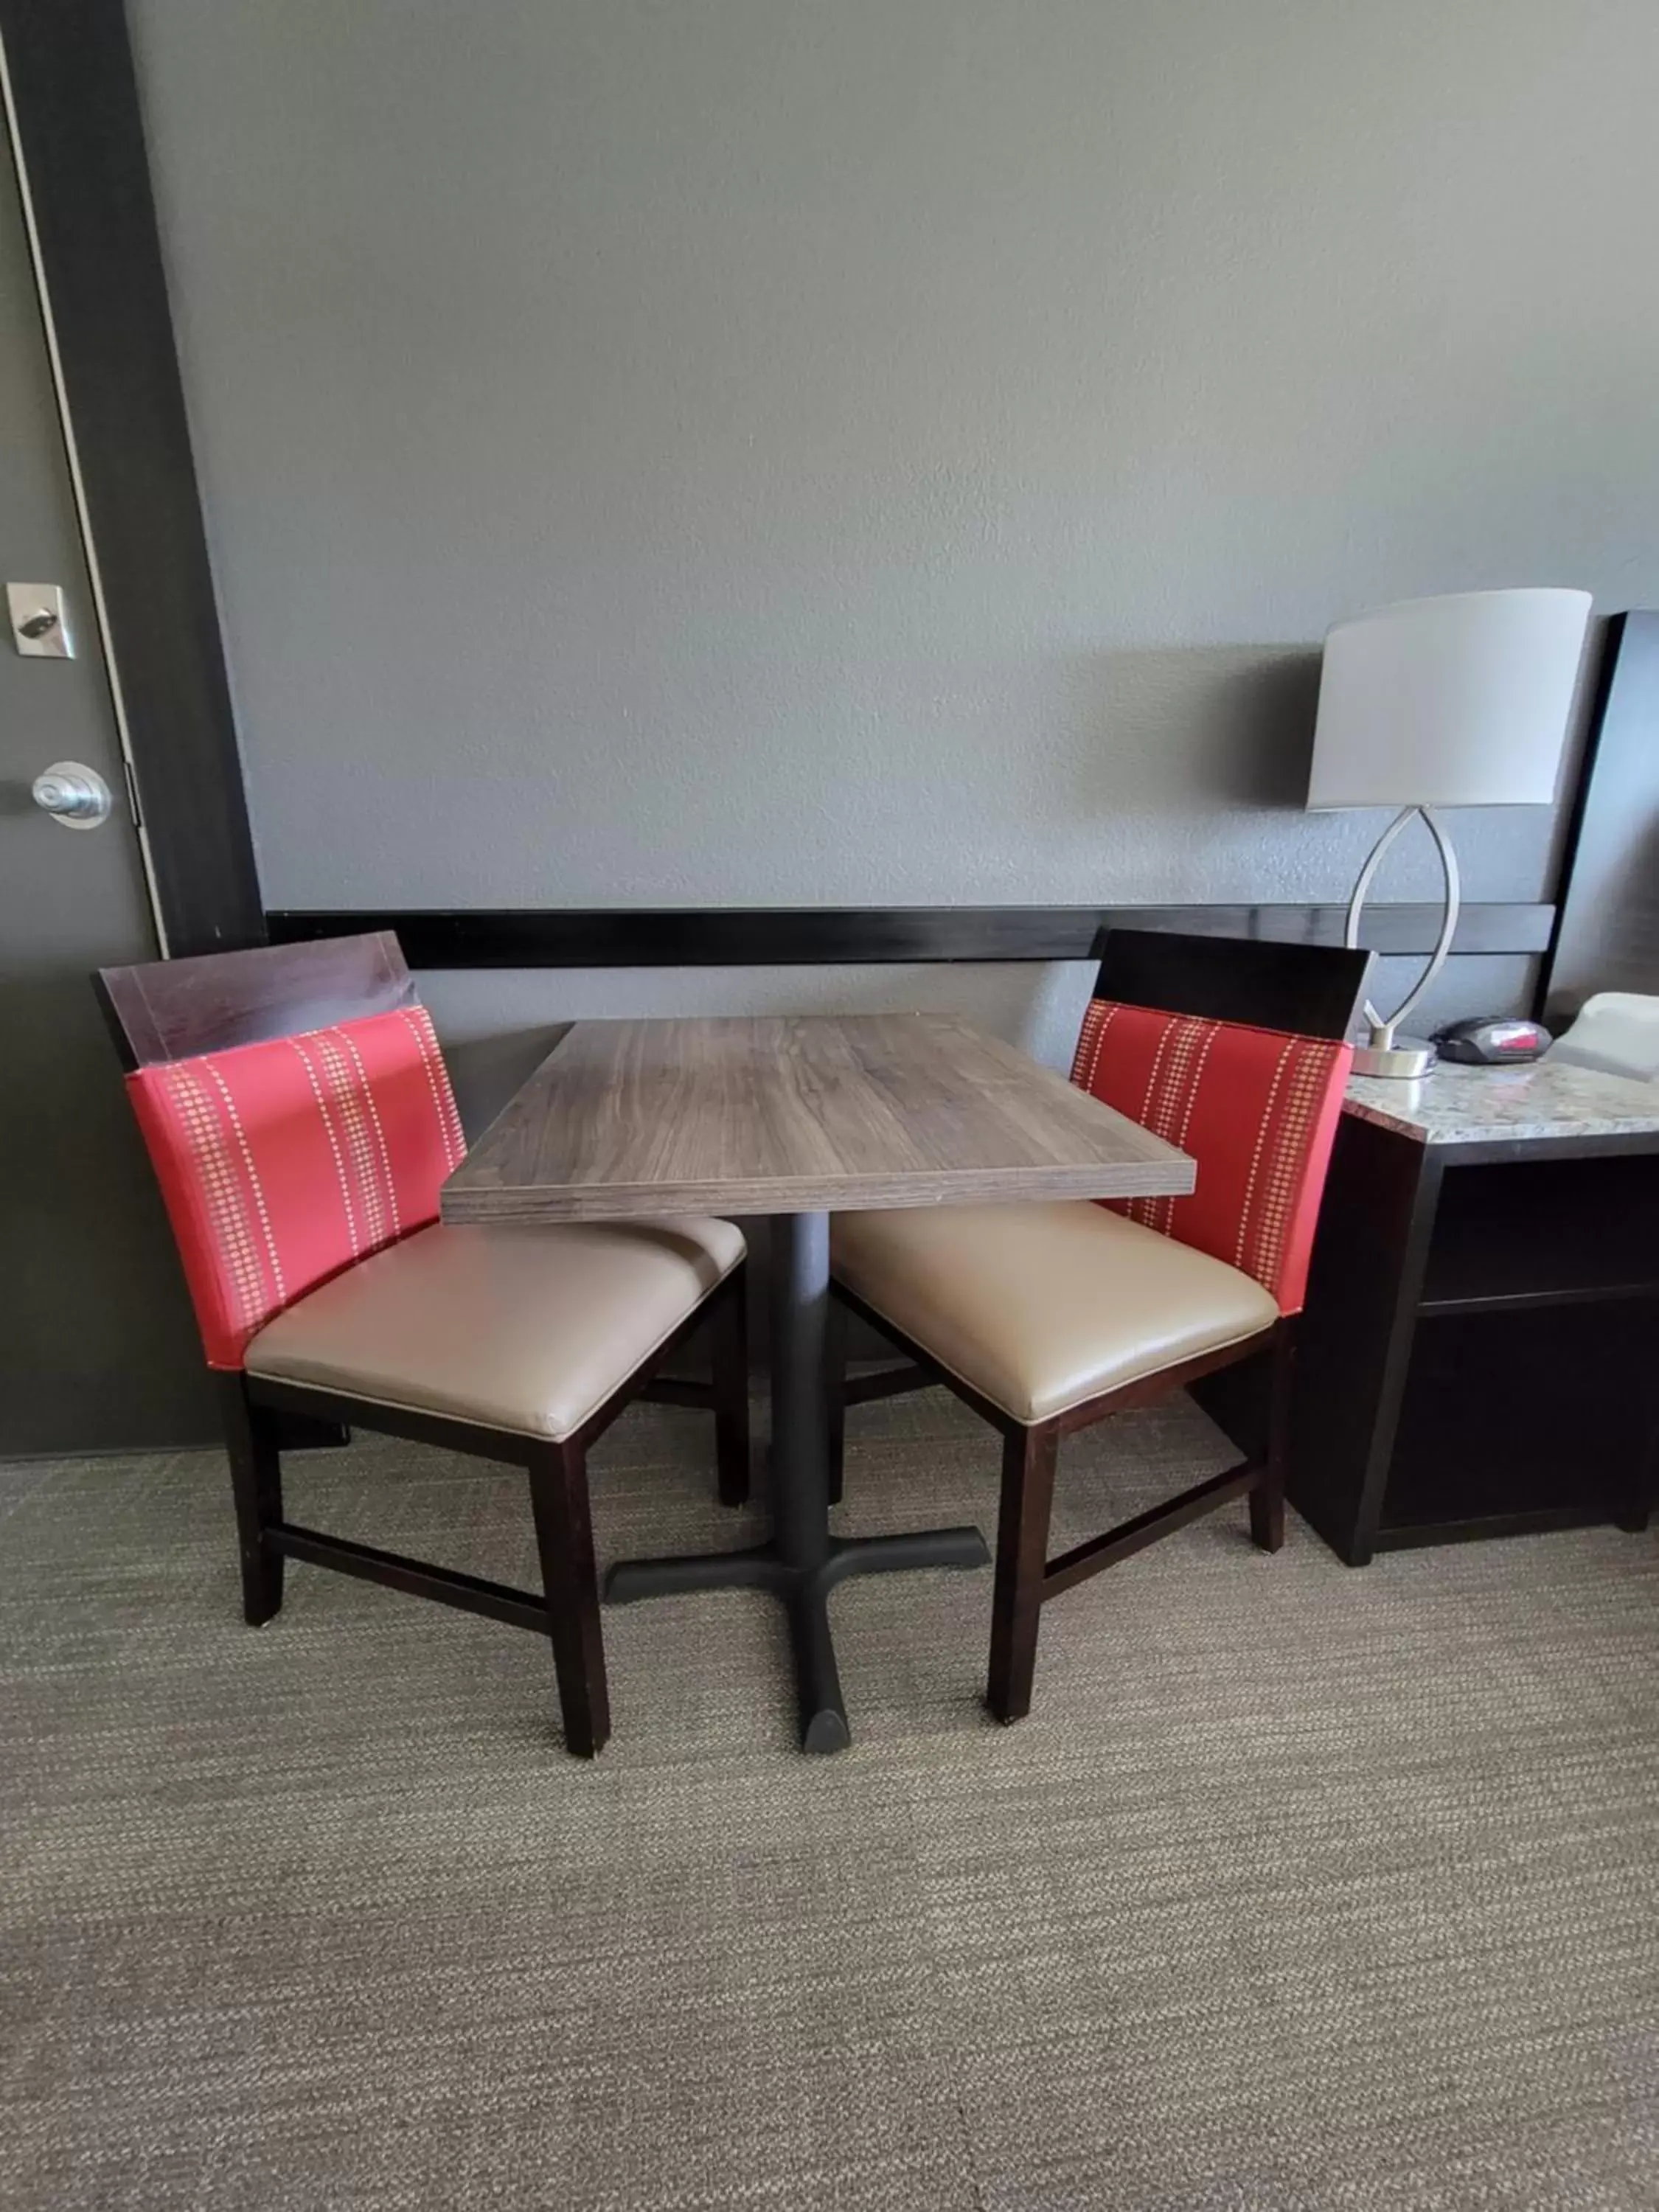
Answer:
xmin=1288 ymin=1113 xmax=1659 ymax=1565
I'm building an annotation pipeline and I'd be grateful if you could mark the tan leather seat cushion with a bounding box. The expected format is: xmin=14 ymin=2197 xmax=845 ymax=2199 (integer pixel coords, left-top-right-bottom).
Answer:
xmin=246 ymin=1217 xmax=744 ymax=1441
xmin=832 ymin=1201 xmax=1278 ymax=1424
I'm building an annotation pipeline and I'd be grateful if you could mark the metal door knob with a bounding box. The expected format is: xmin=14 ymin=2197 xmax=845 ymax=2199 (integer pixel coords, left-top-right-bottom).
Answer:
xmin=32 ymin=760 xmax=113 ymax=828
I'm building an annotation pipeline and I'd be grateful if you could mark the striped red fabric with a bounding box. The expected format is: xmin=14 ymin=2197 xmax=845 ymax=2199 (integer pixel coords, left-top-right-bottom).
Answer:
xmin=127 ymin=1006 xmax=467 ymax=1368
xmin=1069 ymin=998 xmax=1352 ymax=1313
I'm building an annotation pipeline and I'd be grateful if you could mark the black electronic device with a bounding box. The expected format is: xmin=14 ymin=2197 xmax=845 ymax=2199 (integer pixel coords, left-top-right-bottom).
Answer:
xmin=1432 ymin=1015 xmax=1551 ymax=1065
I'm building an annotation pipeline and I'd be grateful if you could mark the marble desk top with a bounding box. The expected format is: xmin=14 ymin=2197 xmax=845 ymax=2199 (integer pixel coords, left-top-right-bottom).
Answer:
xmin=1343 ymin=1058 xmax=1659 ymax=1147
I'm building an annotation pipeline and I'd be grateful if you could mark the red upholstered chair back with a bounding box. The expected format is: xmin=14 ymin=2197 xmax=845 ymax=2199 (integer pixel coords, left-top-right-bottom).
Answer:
xmin=125 ymin=1006 xmax=466 ymax=1368
xmin=1070 ymin=999 xmax=1352 ymax=1313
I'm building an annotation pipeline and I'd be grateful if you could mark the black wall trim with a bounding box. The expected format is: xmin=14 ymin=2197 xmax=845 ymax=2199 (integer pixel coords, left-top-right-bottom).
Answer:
xmin=1 ymin=0 xmax=262 ymax=956
xmin=267 ymin=902 xmax=1554 ymax=970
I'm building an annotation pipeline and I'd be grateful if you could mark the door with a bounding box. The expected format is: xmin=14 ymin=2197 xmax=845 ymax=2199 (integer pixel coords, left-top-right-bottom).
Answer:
xmin=1 ymin=98 xmax=210 ymax=1452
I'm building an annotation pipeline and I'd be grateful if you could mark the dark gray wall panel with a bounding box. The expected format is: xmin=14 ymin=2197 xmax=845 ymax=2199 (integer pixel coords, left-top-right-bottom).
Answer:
xmin=125 ymin=1 xmax=1659 ymax=931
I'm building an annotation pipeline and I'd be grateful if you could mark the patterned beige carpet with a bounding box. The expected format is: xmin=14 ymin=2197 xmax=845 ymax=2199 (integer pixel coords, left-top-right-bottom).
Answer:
xmin=2 ymin=1385 xmax=1656 ymax=2210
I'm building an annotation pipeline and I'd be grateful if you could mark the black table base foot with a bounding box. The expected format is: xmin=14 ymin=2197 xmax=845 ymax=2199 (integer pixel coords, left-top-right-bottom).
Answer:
xmin=822 ymin=1527 xmax=991 ymax=1584
xmin=784 ymin=1579 xmax=851 ymax=1755
xmin=603 ymin=1524 xmax=990 ymax=1752
xmin=602 ymin=1545 xmax=778 ymax=1604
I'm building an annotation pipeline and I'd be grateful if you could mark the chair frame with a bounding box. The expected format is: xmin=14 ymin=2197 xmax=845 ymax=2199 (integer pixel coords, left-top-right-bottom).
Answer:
xmin=827 ymin=928 xmax=1369 ymax=1723
xmin=96 ymin=932 xmax=750 ymax=1759
xmin=830 ymin=1284 xmax=1287 ymax=1723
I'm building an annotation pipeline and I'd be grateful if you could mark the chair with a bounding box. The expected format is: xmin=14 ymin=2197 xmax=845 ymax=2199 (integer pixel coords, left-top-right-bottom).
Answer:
xmin=827 ymin=929 xmax=1368 ymax=1722
xmin=95 ymin=932 xmax=749 ymax=1758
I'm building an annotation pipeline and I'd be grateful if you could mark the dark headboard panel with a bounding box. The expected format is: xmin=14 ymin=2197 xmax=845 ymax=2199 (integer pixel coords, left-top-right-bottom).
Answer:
xmin=1540 ymin=611 xmax=1659 ymax=1019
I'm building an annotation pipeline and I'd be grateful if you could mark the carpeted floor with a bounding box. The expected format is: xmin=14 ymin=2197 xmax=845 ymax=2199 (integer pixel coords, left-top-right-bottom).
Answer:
xmin=2 ymin=1385 xmax=1656 ymax=2211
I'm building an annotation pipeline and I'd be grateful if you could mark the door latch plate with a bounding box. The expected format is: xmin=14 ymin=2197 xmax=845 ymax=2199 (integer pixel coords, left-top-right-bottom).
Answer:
xmin=7 ymin=582 xmax=74 ymax=658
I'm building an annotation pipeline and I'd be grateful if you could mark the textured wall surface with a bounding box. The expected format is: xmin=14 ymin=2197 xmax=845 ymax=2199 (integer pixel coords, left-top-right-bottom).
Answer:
xmin=125 ymin=1 xmax=1659 ymax=1074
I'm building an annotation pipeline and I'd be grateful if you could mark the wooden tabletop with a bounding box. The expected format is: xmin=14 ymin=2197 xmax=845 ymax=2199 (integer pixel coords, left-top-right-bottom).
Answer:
xmin=441 ymin=1013 xmax=1194 ymax=1222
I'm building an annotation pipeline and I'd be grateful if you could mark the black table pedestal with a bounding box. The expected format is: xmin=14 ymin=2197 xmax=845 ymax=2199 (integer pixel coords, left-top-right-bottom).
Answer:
xmin=604 ymin=1210 xmax=990 ymax=1752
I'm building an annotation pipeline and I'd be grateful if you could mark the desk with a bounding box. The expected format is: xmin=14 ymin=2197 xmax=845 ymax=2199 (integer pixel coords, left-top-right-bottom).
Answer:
xmin=443 ymin=1013 xmax=1192 ymax=1749
xmin=1288 ymin=1060 xmax=1659 ymax=1564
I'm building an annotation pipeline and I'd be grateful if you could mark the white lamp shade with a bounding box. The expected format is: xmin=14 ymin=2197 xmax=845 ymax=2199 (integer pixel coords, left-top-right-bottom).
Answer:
xmin=1307 ymin=588 xmax=1592 ymax=810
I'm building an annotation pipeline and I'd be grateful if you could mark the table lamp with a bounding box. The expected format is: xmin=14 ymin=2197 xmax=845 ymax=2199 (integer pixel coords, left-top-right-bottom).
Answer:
xmin=1307 ymin=587 xmax=1592 ymax=1077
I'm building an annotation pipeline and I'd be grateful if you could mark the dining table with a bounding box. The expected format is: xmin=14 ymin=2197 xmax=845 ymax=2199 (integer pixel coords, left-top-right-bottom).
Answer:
xmin=440 ymin=1012 xmax=1194 ymax=1751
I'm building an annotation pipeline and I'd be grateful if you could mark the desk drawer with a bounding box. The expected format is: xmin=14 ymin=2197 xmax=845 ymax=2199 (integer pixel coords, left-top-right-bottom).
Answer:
xmin=1378 ymin=1301 xmax=1659 ymax=1546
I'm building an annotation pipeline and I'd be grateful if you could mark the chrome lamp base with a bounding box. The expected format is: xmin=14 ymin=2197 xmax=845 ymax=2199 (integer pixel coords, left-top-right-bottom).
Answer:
xmin=1343 ymin=806 xmax=1460 ymax=1081
xmin=1352 ymin=1034 xmax=1438 ymax=1080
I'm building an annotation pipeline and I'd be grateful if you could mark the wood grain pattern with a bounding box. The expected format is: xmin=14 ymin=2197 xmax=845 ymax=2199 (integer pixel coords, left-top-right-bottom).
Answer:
xmin=1092 ymin=928 xmax=1372 ymax=1043
xmin=442 ymin=1014 xmax=1194 ymax=1223
xmin=96 ymin=931 xmax=414 ymax=1070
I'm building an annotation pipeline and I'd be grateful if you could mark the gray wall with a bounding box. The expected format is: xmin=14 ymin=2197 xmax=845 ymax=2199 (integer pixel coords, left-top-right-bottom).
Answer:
xmin=127 ymin=1 xmax=1659 ymax=1096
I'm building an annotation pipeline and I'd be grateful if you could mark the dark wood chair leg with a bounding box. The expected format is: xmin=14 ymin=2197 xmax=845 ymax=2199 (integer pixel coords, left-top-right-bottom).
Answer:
xmin=218 ymin=1374 xmax=284 ymax=1625
xmin=710 ymin=1270 xmax=751 ymax=1507
xmin=526 ymin=1439 xmax=611 ymax=1758
xmin=987 ymin=1422 xmax=1060 ymax=1724
xmin=1248 ymin=1328 xmax=1294 ymax=1554
xmin=825 ymin=1292 xmax=847 ymax=1509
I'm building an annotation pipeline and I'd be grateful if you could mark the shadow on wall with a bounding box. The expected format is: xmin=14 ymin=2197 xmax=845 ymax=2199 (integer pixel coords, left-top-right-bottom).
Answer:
xmin=444 ymin=1024 xmax=571 ymax=1141
xmin=1065 ymin=644 xmax=1321 ymax=819
xmin=434 ymin=645 xmax=1329 ymax=1135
